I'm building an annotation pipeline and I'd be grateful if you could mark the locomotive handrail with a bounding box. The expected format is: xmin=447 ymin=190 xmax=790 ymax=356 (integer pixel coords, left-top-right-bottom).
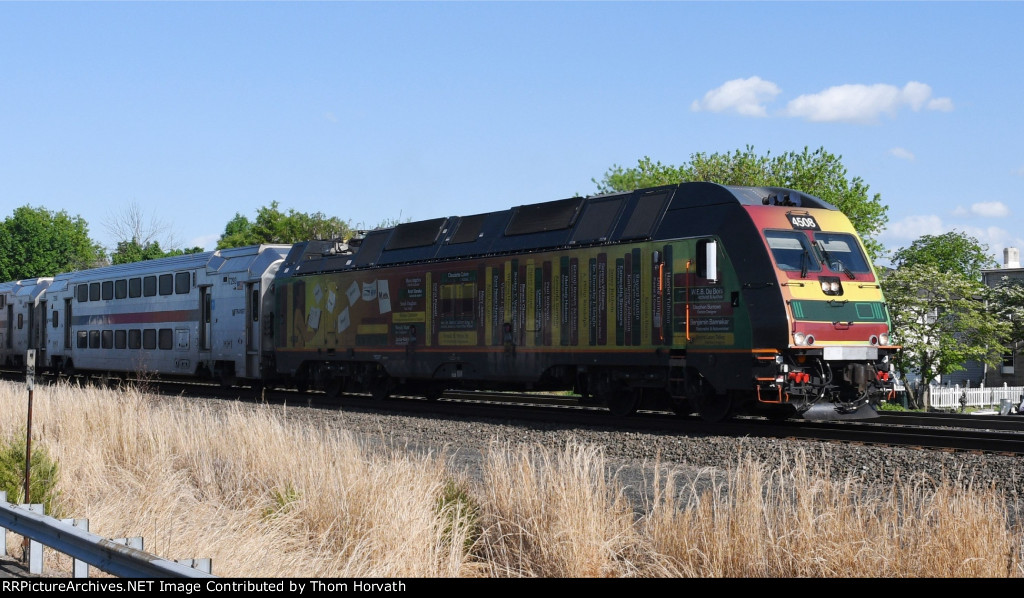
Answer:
xmin=0 ymin=498 xmax=215 ymax=578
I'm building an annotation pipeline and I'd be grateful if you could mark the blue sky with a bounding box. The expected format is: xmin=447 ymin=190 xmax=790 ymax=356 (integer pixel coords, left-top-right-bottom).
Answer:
xmin=2 ymin=2 xmax=1022 ymax=267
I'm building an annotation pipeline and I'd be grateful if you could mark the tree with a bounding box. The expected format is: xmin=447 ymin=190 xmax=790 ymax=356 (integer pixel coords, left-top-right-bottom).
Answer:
xmin=0 ymin=205 xmax=105 ymax=280
xmin=594 ymin=146 xmax=889 ymax=260
xmin=110 ymin=239 xmax=204 ymax=265
xmin=104 ymin=202 xmax=204 ymax=265
xmin=216 ymin=201 xmax=351 ymax=249
xmin=890 ymin=231 xmax=998 ymax=281
xmin=882 ymin=264 xmax=1009 ymax=407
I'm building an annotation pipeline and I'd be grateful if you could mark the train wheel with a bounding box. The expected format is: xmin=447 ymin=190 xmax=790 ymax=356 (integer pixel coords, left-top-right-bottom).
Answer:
xmin=370 ymin=376 xmax=393 ymax=401
xmin=670 ymin=397 xmax=693 ymax=417
xmin=697 ymin=392 xmax=732 ymax=423
xmin=608 ymin=388 xmax=640 ymax=417
xmin=325 ymin=378 xmax=344 ymax=398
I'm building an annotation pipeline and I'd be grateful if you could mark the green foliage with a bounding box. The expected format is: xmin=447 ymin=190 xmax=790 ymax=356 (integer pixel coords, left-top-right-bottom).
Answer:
xmin=262 ymin=482 xmax=301 ymax=519
xmin=216 ymin=201 xmax=351 ymax=249
xmin=988 ymin=277 xmax=1024 ymax=345
xmin=890 ymin=231 xmax=997 ymax=281
xmin=437 ymin=479 xmax=481 ymax=554
xmin=0 ymin=434 xmax=61 ymax=516
xmin=110 ymin=238 xmax=205 ymax=265
xmin=876 ymin=400 xmax=909 ymax=412
xmin=882 ymin=263 xmax=1011 ymax=403
xmin=0 ymin=205 xmax=105 ymax=280
xmin=593 ymin=146 xmax=889 ymax=260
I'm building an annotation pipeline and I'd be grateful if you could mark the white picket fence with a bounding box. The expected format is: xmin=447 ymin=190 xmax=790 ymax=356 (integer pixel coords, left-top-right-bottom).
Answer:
xmin=928 ymin=383 xmax=1024 ymax=411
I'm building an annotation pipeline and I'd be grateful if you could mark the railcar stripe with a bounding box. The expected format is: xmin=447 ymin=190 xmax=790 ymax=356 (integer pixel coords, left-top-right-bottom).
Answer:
xmin=71 ymin=309 xmax=200 ymax=327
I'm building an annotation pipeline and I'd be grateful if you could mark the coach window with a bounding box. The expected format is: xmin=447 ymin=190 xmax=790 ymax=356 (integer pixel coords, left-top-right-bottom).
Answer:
xmin=175 ymin=272 xmax=190 ymax=294
xmin=102 ymin=281 xmax=114 ymax=301
xmin=158 ymin=328 xmax=173 ymax=350
xmin=52 ymin=310 xmax=58 ymax=328
xmin=128 ymin=329 xmax=142 ymax=350
xmin=115 ymin=330 xmax=126 ymax=349
xmin=129 ymin=278 xmax=142 ymax=298
xmin=90 ymin=283 xmax=101 ymax=301
xmin=77 ymin=331 xmax=88 ymax=349
xmin=101 ymin=330 xmax=113 ymax=349
xmin=115 ymin=279 xmax=127 ymax=300
xmin=143 ymin=276 xmax=157 ymax=297
xmin=77 ymin=285 xmax=89 ymax=302
xmin=17 ymin=314 xmax=23 ymax=329
xmin=159 ymin=274 xmax=173 ymax=296
xmin=89 ymin=330 xmax=100 ymax=349
xmin=143 ymin=329 xmax=156 ymax=350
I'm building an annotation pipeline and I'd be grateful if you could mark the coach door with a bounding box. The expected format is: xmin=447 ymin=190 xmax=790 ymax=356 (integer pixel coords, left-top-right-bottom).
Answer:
xmin=199 ymin=286 xmax=212 ymax=352
xmin=245 ymin=282 xmax=260 ymax=378
xmin=36 ymin=300 xmax=46 ymax=366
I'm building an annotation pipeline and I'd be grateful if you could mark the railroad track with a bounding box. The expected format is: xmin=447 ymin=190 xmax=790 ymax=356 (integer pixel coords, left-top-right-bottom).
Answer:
xmin=8 ymin=372 xmax=1024 ymax=455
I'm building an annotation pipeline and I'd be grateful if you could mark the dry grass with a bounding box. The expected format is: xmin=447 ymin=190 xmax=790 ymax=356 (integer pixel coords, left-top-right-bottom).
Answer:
xmin=1 ymin=379 xmax=1021 ymax=577
xmin=645 ymin=452 xmax=1023 ymax=577
xmin=0 ymin=380 xmax=472 ymax=577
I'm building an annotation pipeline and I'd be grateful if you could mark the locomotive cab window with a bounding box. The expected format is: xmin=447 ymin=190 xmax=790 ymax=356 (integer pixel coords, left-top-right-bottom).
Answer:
xmin=765 ymin=230 xmax=821 ymax=273
xmin=813 ymin=232 xmax=871 ymax=274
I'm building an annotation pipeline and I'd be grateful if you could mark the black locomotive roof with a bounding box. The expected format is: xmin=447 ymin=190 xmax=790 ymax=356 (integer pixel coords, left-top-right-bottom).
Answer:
xmin=278 ymin=182 xmax=835 ymax=277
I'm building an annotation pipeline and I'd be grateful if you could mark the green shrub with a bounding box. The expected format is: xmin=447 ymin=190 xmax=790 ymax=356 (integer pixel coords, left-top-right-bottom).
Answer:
xmin=437 ymin=479 xmax=481 ymax=554
xmin=0 ymin=434 xmax=61 ymax=516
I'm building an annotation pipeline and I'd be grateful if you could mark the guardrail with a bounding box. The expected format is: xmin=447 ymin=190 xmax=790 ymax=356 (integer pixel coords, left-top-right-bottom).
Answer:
xmin=1 ymin=491 xmax=215 ymax=578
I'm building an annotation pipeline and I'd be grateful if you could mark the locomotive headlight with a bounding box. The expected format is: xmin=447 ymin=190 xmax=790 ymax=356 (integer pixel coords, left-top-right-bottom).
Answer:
xmin=793 ymin=332 xmax=806 ymax=345
xmin=879 ymin=332 xmax=890 ymax=346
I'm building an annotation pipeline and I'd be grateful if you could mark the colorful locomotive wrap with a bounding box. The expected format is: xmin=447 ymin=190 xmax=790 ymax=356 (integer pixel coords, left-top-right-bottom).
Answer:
xmin=271 ymin=182 xmax=896 ymax=420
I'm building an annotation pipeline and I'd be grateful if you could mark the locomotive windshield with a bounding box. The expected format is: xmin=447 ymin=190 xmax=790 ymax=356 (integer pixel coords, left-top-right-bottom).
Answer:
xmin=764 ymin=230 xmax=820 ymax=272
xmin=766 ymin=229 xmax=871 ymax=275
xmin=813 ymin=232 xmax=871 ymax=274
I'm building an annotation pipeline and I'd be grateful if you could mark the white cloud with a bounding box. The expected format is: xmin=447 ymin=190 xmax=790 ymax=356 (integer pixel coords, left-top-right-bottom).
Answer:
xmin=882 ymin=214 xmax=945 ymax=243
xmin=969 ymin=201 xmax=1010 ymax=218
xmin=927 ymin=97 xmax=954 ymax=112
xmin=880 ymin=216 xmax=1019 ymax=266
xmin=783 ymin=81 xmax=953 ymax=123
xmin=889 ymin=147 xmax=915 ymax=161
xmin=690 ymin=76 xmax=781 ymax=117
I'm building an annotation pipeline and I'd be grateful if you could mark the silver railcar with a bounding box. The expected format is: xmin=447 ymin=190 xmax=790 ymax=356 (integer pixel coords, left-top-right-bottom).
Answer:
xmin=41 ymin=245 xmax=289 ymax=383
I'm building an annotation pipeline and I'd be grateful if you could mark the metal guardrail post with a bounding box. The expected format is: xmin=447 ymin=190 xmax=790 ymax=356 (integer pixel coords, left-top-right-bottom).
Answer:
xmin=61 ymin=518 xmax=90 ymax=577
xmin=0 ymin=490 xmax=6 ymax=556
xmin=176 ymin=558 xmax=212 ymax=574
xmin=23 ymin=504 xmax=43 ymax=574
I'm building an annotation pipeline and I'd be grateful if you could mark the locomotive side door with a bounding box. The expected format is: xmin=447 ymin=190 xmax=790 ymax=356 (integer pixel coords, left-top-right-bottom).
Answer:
xmin=245 ymin=282 xmax=260 ymax=378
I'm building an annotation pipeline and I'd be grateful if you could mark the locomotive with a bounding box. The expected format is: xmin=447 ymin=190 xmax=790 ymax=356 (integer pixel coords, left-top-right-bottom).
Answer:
xmin=0 ymin=182 xmax=896 ymax=421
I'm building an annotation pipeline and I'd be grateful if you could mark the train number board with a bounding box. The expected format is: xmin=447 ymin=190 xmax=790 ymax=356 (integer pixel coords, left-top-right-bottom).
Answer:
xmin=787 ymin=213 xmax=820 ymax=231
